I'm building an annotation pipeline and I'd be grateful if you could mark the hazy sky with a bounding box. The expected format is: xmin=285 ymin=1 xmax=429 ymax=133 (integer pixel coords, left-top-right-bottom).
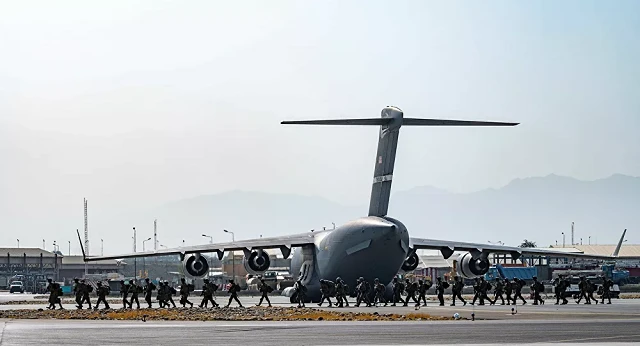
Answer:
xmin=1 ymin=1 xmax=639 ymax=250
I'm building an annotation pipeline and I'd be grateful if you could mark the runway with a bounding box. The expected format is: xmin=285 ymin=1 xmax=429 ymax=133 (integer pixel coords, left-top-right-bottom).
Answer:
xmin=1 ymin=319 xmax=640 ymax=345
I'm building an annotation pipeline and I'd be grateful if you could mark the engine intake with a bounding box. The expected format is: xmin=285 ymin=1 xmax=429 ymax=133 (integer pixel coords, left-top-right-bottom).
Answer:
xmin=400 ymin=252 xmax=419 ymax=272
xmin=456 ymin=252 xmax=490 ymax=279
xmin=183 ymin=254 xmax=209 ymax=278
xmin=243 ymin=250 xmax=271 ymax=274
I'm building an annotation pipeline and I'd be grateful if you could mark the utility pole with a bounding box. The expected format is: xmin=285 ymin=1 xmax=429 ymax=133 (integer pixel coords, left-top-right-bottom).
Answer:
xmin=68 ymin=241 xmax=71 ymax=256
xmin=153 ymin=219 xmax=158 ymax=251
xmin=101 ymin=239 xmax=104 ymax=256
xmin=571 ymin=222 xmax=575 ymax=246
xmin=561 ymin=232 xmax=565 ymax=248
xmin=143 ymin=238 xmax=151 ymax=278
xmin=223 ymin=229 xmax=235 ymax=283
xmin=42 ymin=239 xmax=45 ymax=250
xmin=133 ymin=227 xmax=137 ymax=280
xmin=84 ymin=198 xmax=89 ymax=276
xmin=16 ymin=239 xmax=19 ymax=248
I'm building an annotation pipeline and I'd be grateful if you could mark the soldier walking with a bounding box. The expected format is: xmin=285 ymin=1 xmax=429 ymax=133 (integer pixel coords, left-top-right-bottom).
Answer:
xmin=144 ymin=278 xmax=156 ymax=309
xmin=493 ymin=278 xmax=506 ymax=305
xmin=553 ymin=275 xmax=569 ymax=305
xmin=373 ymin=278 xmax=387 ymax=306
xmin=318 ymin=279 xmax=333 ymax=307
xmin=94 ymin=281 xmax=111 ymax=310
xmin=129 ymin=280 xmax=141 ymax=309
xmin=504 ymin=278 xmax=513 ymax=305
xmin=335 ymin=277 xmax=349 ymax=307
xmin=179 ymin=278 xmax=194 ymax=308
xmin=46 ymin=279 xmax=57 ymax=310
xmin=531 ymin=276 xmax=544 ymax=305
xmin=435 ymin=277 xmax=447 ymax=306
xmin=601 ymin=277 xmax=613 ymax=304
xmin=119 ymin=280 xmax=131 ymax=309
xmin=225 ymin=279 xmax=243 ymax=307
xmin=471 ymin=278 xmax=481 ymax=305
xmin=586 ymin=278 xmax=599 ymax=305
xmin=293 ymin=278 xmax=306 ymax=308
xmin=451 ymin=276 xmax=466 ymax=306
xmin=404 ymin=279 xmax=419 ymax=307
xmin=512 ymin=278 xmax=527 ymax=305
xmin=391 ymin=277 xmax=405 ymax=306
xmin=165 ymin=281 xmax=177 ymax=308
xmin=200 ymin=278 xmax=219 ymax=308
xmin=73 ymin=278 xmax=84 ymax=309
xmin=576 ymin=276 xmax=591 ymax=304
xmin=256 ymin=278 xmax=273 ymax=307
xmin=416 ymin=279 xmax=431 ymax=306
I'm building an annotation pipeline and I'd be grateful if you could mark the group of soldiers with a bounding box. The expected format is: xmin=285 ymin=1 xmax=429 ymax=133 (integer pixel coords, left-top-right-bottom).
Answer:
xmin=291 ymin=274 xmax=616 ymax=308
xmin=47 ymin=274 xmax=615 ymax=310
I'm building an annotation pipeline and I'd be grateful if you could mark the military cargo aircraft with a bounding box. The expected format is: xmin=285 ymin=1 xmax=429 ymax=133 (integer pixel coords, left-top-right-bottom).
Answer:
xmin=83 ymin=106 xmax=619 ymax=301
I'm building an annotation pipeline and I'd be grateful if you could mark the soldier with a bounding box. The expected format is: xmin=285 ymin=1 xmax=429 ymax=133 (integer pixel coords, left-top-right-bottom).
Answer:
xmin=391 ymin=277 xmax=405 ymax=306
xmin=373 ymin=278 xmax=387 ymax=307
xmin=531 ymin=276 xmax=544 ymax=305
xmin=553 ymin=275 xmax=569 ymax=305
xmin=179 ymin=278 xmax=194 ymax=308
xmin=451 ymin=276 xmax=466 ymax=306
xmin=157 ymin=281 xmax=167 ymax=308
xmin=293 ymin=278 xmax=306 ymax=308
xmin=470 ymin=278 xmax=481 ymax=305
xmin=586 ymin=278 xmax=599 ymax=305
xmin=601 ymin=277 xmax=613 ymax=304
xmin=576 ymin=276 xmax=591 ymax=304
xmin=335 ymin=277 xmax=349 ymax=307
xmin=129 ymin=280 xmax=141 ymax=309
xmin=480 ymin=277 xmax=493 ymax=305
xmin=417 ymin=279 xmax=431 ymax=306
xmin=80 ymin=279 xmax=93 ymax=309
xmin=355 ymin=277 xmax=366 ymax=307
xmin=119 ymin=280 xmax=131 ymax=309
xmin=435 ymin=277 xmax=447 ymax=306
xmin=165 ymin=281 xmax=177 ymax=308
xmin=403 ymin=279 xmax=419 ymax=307
xmin=53 ymin=281 xmax=64 ymax=309
xmin=257 ymin=278 xmax=273 ymax=307
xmin=143 ymin=278 xmax=156 ymax=309
xmin=493 ymin=278 xmax=506 ymax=305
xmin=318 ymin=279 xmax=333 ymax=307
xmin=512 ymin=278 xmax=527 ymax=305
xmin=504 ymin=278 xmax=513 ymax=305
xmin=73 ymin=278 xmax=84 ymax=309
xmin=46 ymin=278 xmax=57 ymax=310
xmin=94 ymin=281 xmax=111 ymax=310
xmin=363 ymin=280 xmax=373 ymax=307
xmin=225 ymin=279 xmax=243 ymax=308
xmin=200 ymin=278 xmax=218 ymax=308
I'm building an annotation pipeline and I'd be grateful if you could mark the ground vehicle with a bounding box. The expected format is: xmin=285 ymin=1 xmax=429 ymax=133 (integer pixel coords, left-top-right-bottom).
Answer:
xmin=9 ymin=281 xmax=25 ymax=294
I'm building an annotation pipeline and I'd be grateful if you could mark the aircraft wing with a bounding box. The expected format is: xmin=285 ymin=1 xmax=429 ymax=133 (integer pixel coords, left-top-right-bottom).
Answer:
xmin=83 ymin=232 xmax=317 ymax=262
xmin=409 ymin=237 xmax=617 ymax=261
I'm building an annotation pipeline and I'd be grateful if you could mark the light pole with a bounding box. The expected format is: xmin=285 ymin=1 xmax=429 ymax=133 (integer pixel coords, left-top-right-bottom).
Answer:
xmin=561 ymin=232 xmax=565 ymax=248
xmin=143 ymin=237 xmax=152 ymax=278
xmin=202 ymin=234 xmax=213 ymax=244
xmin=42 ymin=239 xmax=45 ymax=249
xmin=101 ymin=239 xmax=104 ymax=257
xmin=223 ymin=229 xmax=235 ymax=282
xmin=588 ymin=236 xmax=591 ymax=245
xmin=160 ymin=244 xmax=167 ymax=249
xmin=16 ymin=239 xmax=19 ymax=248
xmin=133 ymin=227 xmax=137 ymax=280
xmin=68 ymin=241 xmax=71 ymax=256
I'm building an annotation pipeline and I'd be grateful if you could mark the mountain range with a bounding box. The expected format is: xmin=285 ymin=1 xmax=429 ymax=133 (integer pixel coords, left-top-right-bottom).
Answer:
xmin=92 ymin=174 xmax=638 ymax=254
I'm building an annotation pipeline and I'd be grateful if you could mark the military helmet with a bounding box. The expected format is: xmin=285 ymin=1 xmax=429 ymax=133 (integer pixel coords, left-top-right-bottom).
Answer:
xmin=336 ymin=277 xmax=341 ymax=281
xmin=374 ymin=278 xmax=379 ymax=282
xmin=96 ymin=281 xmax=102 ymax=286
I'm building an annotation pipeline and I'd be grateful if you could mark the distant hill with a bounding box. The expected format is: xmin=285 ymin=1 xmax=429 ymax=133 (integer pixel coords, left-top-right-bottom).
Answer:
xmin=390 ymin=174 xmax=639 ymax=247
xmin=90 ymin=174 xmax=639 ymax=254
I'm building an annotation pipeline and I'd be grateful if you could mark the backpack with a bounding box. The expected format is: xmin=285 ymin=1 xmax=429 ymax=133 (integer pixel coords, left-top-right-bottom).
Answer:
xmin=188 ymin=284 xmax=195 ymax=292
xmin=267 ymin=285 xmax=274 ymax=293
xmin=87 ymin=285 xmax=94 ymax=293
xmin=536 ymin=282 xmax=545 ymax=292
xmin=442 ymin=281 xmax=450 ymax=289
xmin=210 ymin=283 xmax=218 ymax=292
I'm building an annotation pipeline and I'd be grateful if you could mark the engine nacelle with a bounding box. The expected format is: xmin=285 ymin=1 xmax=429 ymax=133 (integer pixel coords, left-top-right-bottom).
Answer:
xmin=243 ymin=250 xmax=271 ymax=275
xmin=182 ymin=253 xmax=209 ymax=278
xmin=456 ymin=252 xmax=490 ymax=279
xmin=400 ymin=252 xmax=420 ymax=272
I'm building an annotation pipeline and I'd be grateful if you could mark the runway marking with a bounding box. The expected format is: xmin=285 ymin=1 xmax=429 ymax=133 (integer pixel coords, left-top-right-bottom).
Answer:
xmin=548 ymin=334 xmax=640 ymax=343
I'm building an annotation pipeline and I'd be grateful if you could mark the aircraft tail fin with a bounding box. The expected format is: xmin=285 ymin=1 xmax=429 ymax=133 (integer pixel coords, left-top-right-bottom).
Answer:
xmin=612 ymin=229 xmax=627 ymax=257
xmin=282 ymin=107 xmax=518 ymax=217
xmin=77 ymin=228 xmax=87 ymax=261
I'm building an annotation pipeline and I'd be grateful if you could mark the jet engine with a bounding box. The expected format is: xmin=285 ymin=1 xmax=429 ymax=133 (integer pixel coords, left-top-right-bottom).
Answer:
xmin=243 ymin=250 xmax=271 ymax=274
xmin=182 ymin=253 xmax=209 ymax=278
xmin=400 ymin=251 xmax=420 ymax=272
xmin=456 ymin=252 xmax=490 ymax=279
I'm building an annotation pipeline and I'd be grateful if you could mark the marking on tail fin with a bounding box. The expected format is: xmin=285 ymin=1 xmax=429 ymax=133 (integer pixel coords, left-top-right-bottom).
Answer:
xmin=373 ymin=174 xmax=393 ymax=183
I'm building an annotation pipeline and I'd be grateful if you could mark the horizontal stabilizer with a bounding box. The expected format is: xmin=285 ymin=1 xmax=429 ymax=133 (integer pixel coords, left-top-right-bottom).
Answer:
xmin=281 ymin=118 xmax=391 ymax=126
xmin=403 ymin=118 xmax=519 ymax=126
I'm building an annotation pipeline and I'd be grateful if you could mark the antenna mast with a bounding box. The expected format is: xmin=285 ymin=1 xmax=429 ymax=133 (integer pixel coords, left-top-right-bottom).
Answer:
xmin=154 ymin=219 xmax=158 ymax=251
xmin=571 ymin=222 xmax=575 ymax=246
xmin=84 ymin=198 xmax=89 ymax=276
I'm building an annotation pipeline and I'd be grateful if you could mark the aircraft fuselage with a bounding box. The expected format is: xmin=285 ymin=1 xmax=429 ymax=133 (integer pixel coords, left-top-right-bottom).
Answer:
xmin=289 ymin=216 xmax=409 ymax=300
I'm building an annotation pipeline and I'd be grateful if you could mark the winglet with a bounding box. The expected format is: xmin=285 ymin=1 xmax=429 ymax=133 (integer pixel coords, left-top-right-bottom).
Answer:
xmin=77 ymin=229 xmax=87 ymax=261
xmin=612 ymin=229 xmax=627 ymax=257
